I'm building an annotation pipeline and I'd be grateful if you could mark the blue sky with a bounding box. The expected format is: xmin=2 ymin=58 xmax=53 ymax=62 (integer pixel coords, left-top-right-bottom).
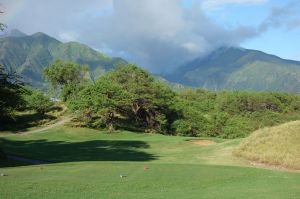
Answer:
xmin=203 ymin=0 xmax=300 ymax=61
xmin=1 ymin=0 xmax=300 ymax=71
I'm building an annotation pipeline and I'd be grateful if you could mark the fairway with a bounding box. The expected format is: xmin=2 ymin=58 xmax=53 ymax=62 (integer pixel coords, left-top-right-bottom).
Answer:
xmin=0 ymin=127 xmax=299 ymax=199
xmin=2 ymin=1 xmax=300 ymax=198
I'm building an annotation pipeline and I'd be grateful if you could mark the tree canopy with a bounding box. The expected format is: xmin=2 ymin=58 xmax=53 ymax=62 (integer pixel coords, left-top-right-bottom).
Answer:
xmin=0 ymin=65 xmax=26 ymax=121
xmin=44 ymin=60 xmax=89 ymax=101
xmin=44 ymin=60 xmax=89 ymax=89
xmin=68 ymin=64 xmax=177 ymax=132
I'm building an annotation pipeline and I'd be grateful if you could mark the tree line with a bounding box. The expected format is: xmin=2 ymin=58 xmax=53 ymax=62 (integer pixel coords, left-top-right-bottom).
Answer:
xmin=42 ymin=61 xmax=300 ymax=138
xmin=2 ymin=60 xmax=300 ymax=138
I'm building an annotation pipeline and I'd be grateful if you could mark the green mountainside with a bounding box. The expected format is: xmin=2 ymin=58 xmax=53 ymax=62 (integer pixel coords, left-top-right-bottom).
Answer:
xmin=166 ymin=47 xmax=300 ymax=93
xmin=2 ymin=30 xmax=300 ymax=93
xmin=0 ymin=31 xmax=126 ymax=87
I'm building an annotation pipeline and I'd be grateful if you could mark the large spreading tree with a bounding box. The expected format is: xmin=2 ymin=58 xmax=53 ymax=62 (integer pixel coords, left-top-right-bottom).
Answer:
xmin=68 ymin=64 xmax=177 ymax=132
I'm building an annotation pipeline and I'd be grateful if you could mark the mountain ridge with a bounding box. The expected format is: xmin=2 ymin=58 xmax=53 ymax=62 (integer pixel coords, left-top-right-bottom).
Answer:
xmin=1 ymin=30 xmax=300 ymax=93
xmin=165 ymin=46 xmax=300 ymax=93
xmin=0 ymin=30 xmax=127 ymax=87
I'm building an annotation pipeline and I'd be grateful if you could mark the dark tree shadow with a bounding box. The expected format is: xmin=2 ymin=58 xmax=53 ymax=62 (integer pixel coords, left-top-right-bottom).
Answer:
xmin=0 ymin=138 xmax=157 ymax=168
xmin=0 ymin=113 xmax=57 ymax=133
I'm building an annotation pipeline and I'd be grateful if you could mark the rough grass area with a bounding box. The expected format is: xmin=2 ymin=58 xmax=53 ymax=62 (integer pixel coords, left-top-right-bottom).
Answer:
xmin=234 ymin=121 xmax=300 ymax=170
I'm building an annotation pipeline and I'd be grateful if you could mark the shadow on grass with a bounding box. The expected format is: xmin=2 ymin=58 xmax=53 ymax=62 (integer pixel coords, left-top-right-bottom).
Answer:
xmin=0 ymin=138 xmax=156 ymax=168
xmin=0 ymin=113 xmax=57 ymax=133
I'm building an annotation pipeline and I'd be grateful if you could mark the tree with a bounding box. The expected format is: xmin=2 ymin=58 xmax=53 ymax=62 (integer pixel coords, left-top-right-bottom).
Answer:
xmin=44 ymin=60 xmax=88 ymax=88
xmin=0 ymin=65 xmax=26 ymax=121
xmin=68 ymin=64 xmax=177 ymax=132
xmin=106 ymin=64 xmax=176 ymax=131
xmin=68 ymin=76 xmax=131 ymax=131
xmin=44 ymin=60 xmax=89 ymax=101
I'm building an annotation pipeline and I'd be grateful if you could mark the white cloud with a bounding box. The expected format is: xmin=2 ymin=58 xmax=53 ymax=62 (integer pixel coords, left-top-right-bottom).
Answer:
xmin=2 ymin=0 xmax=298 ymax=72
xmin=202 ymin=0 xmax=267 ymax=10
xmin=59 ymin=31 xmax=80 ymax=42
xmin=0 ymin=0 xmax=260 ymax=72
xmin=259 ymin=1 xmax=300 ymax=31
xmin=77 ymin=0 xmax=258 ymax=72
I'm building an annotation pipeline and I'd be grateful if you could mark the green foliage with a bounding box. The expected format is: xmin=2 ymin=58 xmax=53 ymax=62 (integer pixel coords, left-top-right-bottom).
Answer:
xmin=44 ymin=60 xmax=88 ymax=88
xmin=63 ymin=63 xmax=300 ymax=138
xmin=215 ymin=91 xmax=286 ymax=114
xmin=0 ymin=65 xmax=26 ymax=121
xmin=24 ymin=89 xmax=54 ymax=115
xmin=60 ymin=82 xmax=86 ymax=102
xmin=68 ymin=77 xmax=131 ymax=130
xmin=68 ymin=64 xmax=176 ymax=132
xmin=177 ymin=88 xmax=216 ymax=113
xmin=43 ymin=60 xmax=90 ymax=102
xmin=172 ymin=108 xmax=209 ymax=137
xmin=174 ymin=88 xmax=300 ymax=138
xmin=208 ymin=112 xmax=230 ymax=137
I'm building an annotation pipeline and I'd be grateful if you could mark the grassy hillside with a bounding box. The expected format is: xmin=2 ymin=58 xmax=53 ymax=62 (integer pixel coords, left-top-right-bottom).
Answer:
xmin=235 ymin=121 xmax=300 ymax=170
xmin=0 ymin=127 xmax=299 ymax=198
xmin=0 ymin=32 xmax=126 ymax=88
xmin=166 ymin=47 xmax=300 ymax=93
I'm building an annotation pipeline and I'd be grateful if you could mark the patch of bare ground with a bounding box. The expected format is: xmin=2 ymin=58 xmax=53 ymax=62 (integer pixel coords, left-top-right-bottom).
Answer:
xmin=21 ymin=117 xmax=71 ymax=134
xmin=190 ymin=140 xmax=216 ymax=146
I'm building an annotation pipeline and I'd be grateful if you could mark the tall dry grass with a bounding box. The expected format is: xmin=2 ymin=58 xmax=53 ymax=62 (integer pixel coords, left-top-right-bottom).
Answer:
xmin=234 ymin=120 xmax=300 ymax=170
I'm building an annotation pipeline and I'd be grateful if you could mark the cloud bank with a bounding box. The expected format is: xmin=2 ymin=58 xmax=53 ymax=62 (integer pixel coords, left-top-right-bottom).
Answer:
xmin=1 ymin=0 xmax=300 ymax=72
xmin=259 ymin=1 xmax=300 ymax=31
xmin=84 ymin=0 xmax=258 ymax=72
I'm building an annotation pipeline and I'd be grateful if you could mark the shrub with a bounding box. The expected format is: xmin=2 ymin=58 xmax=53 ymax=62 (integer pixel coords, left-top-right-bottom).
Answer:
xmin=24 ymin=90 xmax=54 ymax=115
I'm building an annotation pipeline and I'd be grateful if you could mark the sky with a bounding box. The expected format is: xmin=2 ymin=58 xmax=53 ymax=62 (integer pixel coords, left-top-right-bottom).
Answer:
xmin=0 ymin=0 xmax=299 ymax=73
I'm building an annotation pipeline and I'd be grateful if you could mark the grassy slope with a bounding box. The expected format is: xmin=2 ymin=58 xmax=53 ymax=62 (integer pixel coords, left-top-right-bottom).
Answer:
xmin=0 ymin=127 xmax=299 ymax=199
xmin=235 ymin=121 xmax=300 ymax=169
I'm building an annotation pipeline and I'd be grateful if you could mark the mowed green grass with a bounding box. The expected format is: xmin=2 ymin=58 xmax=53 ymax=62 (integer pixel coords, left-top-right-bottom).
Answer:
xmin=0 ymin=127 xmax=299 ymax=199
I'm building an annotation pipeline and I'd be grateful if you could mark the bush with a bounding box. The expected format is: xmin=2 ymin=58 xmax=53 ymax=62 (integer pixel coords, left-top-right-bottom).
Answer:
xmin=175 ymin=89 xmax=300 ymax=138
xmin=24 ymin=90 xmax=54 ymax=115
xmin=172 ymin=108 xmax=209 ymax=137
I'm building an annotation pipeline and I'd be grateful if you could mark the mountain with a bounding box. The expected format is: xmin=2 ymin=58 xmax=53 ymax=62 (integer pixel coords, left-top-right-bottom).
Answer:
xmin=0 ymin=31 xmax=127 ymax=87
xmin=2 ymin=31 xmax=300 ymax=93
xmin=0 ymin=29 xmax=28 ymax=38
xmin=165 ymin=47 xmax=300 ymax=93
